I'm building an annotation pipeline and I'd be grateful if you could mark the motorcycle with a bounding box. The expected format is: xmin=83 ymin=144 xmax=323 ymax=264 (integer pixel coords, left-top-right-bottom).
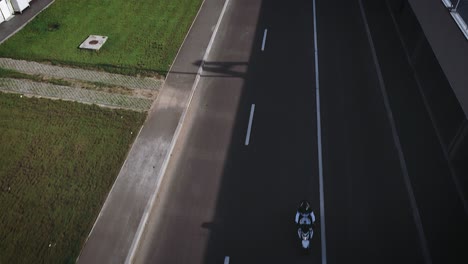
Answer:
xmin=295 ymin=200 xmax=315 ymax=250
xmin=297 ymin=218 xmax=314 ymax=249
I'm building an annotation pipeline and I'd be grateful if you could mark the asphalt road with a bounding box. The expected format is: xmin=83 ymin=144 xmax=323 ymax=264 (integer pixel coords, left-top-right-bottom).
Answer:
xmin=133 ymin=0 xmax=467 ymax=263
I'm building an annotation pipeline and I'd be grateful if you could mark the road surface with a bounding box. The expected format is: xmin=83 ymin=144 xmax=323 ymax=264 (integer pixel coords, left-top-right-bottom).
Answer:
xmin=133 ymin=0 xmax=468 ymax=263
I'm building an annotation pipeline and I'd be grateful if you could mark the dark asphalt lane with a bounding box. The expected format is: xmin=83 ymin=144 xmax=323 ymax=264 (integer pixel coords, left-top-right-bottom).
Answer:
xmin=317 ymin=1 xmax=424 ymax=263
xmin=133 ymin=0 xmax=466 ymax=263
xmin=202 ymin=0 xmax=321 ymax=263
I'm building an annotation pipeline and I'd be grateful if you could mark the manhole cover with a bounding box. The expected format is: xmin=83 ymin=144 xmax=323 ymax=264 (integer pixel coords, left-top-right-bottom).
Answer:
xmin=79 ymin=35 xmax=108 ymax=51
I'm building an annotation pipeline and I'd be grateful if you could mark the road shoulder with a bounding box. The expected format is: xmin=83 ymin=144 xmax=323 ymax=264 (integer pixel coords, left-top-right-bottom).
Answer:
xmin=76 ymin=0 xmax=226 ymax=263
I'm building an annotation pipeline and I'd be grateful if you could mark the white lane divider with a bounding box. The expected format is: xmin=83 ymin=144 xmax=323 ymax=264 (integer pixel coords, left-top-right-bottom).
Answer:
xmin=312 ymin=1 xmax=327 ymax=264
xmin=245 ymin=104 xmax=256 ymax=146
xmin=224 ymin=256 xmax=230 ymax=264
xmin=261 ymin=29 xmax=268 ymax=51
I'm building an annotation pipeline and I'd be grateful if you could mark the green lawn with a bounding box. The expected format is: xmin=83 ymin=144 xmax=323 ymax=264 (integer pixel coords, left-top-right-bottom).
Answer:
xmin=0 ymin=92 xmax=146 ymax=263
xmin=0 ymin=0 xmax=203 ymax=76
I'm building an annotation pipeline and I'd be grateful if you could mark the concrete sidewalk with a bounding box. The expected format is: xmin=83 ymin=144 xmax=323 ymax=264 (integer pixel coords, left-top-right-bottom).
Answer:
xmin=0 ymin=0 xmax=55 ymax=44
xmin=76 ymin=0 xmax=227 ymax=263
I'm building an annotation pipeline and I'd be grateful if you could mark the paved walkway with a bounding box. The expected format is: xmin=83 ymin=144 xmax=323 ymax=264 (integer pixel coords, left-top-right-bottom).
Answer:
xmin=0 ymin=58 xmax=162 ymax=111
xmin=0 ymin=78 xmax=153 ymax=111
xmin=0 ymin=58 xmax=163 ymax=90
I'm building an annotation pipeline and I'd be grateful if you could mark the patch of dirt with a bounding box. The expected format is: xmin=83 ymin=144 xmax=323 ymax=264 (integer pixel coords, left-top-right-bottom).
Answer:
xmin=35 ymin=60 xmax=166 ymax=79
xmin=36 ymin=76 xmax=158 ymax=99
xmin=133 ymin=89 xmax=158 ymax=100
xmin=47 ymin=22 xmax=60 ymax=32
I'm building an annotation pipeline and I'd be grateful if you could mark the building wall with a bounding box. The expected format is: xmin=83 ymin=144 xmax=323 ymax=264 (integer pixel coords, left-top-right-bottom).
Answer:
xmin=0 ymin=0 xmax=14 ymax=22
xmin=388 ymin=0 xmax=466 ymax=151
xmin=386 ymin=0 xmax=467 ymax=192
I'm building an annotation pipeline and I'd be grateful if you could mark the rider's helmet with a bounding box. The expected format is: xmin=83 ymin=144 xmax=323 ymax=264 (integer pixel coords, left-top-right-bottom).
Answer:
xmin=298 ymin=200 xmax=311 ymax=214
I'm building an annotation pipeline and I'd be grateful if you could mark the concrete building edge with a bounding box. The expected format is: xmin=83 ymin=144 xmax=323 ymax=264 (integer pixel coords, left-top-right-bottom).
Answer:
xmin=383 ymin=0 xmax=468 ymax=215
xmin=449 ymin=120 xmax=468 ymax=159
xmin=406 ymin=0 xmax=468 ymax=118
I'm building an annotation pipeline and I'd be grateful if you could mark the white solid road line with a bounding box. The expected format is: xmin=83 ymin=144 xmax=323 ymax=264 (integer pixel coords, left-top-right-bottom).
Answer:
xmin=245 ymin=104 xmax=256 ymax=146
xmin=224 ymin=256 xmax=230 ymax=264
xmin=261 ymin=29 xmax=268 ymax=51
xmin=357 ymin=1 xmax=432 ymax=264
xmin=312 ymin=1 xmax=327 ymax=264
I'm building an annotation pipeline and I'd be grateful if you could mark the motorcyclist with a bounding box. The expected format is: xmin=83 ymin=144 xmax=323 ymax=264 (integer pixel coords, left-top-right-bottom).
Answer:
xmin=295 ymin=200 xmax=316 ymax=249
xmin=295 ymin=200 xmax=316 ymax=228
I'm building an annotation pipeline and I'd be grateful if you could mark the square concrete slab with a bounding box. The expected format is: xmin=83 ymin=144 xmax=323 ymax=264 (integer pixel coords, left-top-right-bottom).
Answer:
xmin=79 ymin=35 xmax=108 ymax=51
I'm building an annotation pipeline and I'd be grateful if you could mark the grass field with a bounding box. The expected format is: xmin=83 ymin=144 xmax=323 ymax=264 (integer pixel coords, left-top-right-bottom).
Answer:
xmin=0 ymin=0 xmax=203 ymax=76
xmin=0 ymin=92 xmax=146 ymax=263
